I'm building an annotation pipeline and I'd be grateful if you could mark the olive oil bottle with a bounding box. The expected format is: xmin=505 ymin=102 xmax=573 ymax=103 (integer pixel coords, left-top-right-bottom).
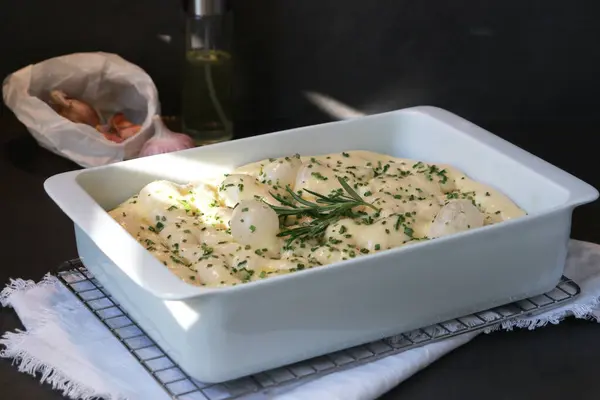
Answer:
xmin=182 ymin=0 xmax=233 ymax=145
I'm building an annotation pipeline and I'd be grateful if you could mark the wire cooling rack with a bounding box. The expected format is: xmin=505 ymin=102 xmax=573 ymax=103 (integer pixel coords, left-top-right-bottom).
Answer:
xmin=56 ymin=259 xmax=580 ymax=400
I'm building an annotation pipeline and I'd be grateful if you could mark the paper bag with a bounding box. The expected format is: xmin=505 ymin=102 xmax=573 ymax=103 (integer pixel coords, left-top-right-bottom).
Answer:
xmin=2 ymin=52 xmax=160 ymax=168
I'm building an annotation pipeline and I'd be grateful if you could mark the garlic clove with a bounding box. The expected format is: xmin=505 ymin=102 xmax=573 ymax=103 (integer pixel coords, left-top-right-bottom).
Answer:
xmin=109 ymin=112 xmax=142 ymax=140
xmin=119 ymin=125 xmax=142 ymax=140
xmin=103 ymin=132 xmax=124 ymax=143
xmin=110 ymin=113 xmax=128 ymax=128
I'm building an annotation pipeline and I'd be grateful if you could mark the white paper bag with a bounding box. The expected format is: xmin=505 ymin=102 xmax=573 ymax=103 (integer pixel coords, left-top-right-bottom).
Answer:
xmin=2 ymin=52 xmax=160 ymax=168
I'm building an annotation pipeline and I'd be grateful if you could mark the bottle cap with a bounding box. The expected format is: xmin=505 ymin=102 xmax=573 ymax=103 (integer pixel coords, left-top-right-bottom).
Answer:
xmin=183 ymin=0 xmax=226 ymax=16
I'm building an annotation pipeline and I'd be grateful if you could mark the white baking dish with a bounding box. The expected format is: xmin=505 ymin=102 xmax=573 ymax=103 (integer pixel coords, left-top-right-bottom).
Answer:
xmin=45 ymin=106 xmax=598 ymax=383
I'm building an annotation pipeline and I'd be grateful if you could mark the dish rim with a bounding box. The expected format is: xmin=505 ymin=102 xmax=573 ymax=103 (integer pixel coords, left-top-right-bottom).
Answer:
xmin=44 ymin=106 xmax=599 ymax=300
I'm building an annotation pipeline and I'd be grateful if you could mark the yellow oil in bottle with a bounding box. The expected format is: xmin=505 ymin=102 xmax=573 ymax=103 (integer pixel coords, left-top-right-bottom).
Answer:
xmin=182 ymin=49 xmax=233 ymax=145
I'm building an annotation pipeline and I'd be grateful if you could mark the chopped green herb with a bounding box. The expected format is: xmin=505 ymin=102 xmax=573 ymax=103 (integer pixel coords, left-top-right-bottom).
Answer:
xmin=311 ymin=172 xmax=328 ymax=181
xmin=394 ymin=215 xmax=405 ymax=230
xmin=201 ymin=244 xmax=213 ymax=256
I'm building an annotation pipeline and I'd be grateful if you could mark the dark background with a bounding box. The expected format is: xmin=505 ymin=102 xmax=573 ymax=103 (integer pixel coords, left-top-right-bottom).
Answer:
xmin=1 ymin=0 xmax=599 ymax=236
xmin=1 ymin=0 xmax=599 ymax=128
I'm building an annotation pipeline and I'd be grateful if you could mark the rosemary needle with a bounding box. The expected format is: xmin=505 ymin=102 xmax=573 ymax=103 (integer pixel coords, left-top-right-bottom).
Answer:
xmin=267 ymin=177 xmax=378 ymax=245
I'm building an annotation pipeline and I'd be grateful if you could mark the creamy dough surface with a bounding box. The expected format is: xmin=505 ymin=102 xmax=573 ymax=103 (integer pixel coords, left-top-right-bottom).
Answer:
xmin=109 ymin=151 xmax=526 ymax=287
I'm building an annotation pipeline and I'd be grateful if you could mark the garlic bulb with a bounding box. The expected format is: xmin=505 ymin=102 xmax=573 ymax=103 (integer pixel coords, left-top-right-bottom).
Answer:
xmin=49 ymin=90 xmax=100 ymax=126
xmin=138 ymin=116 xmax=195 ymax=157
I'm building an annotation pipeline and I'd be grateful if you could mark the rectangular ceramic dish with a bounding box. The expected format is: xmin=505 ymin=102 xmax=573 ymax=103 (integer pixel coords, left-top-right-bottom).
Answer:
xmin=45 ymin=106 xmax=598 ymax=383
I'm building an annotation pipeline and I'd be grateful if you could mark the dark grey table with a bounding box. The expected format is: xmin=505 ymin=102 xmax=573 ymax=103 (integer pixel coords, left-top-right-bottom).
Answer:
xmin=2 ymin=112 xmax=599 ymax=399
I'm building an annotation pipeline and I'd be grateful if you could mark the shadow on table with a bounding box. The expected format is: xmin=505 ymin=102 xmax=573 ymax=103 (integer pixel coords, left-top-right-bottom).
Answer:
xmin=4 ymin=134 xmax=82 ymax=178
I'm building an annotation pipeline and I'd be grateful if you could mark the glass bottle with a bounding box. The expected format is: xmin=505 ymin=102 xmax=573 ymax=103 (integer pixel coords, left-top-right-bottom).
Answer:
xmin=182 ymin=0 xmax=233 ymax=145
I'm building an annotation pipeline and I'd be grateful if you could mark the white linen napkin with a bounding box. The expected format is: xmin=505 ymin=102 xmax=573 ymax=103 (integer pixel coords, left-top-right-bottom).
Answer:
xmin=2 ymin=239 xmax=600 ymax=400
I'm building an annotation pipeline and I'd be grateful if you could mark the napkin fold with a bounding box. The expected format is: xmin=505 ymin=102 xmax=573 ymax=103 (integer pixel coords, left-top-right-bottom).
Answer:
xmin=2 ymin=239 xmax=600 ymax=400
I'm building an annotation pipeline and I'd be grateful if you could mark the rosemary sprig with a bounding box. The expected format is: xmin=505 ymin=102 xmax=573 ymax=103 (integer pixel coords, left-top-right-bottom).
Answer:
xmin=267 ymin=177 xmax=378 ymax=244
